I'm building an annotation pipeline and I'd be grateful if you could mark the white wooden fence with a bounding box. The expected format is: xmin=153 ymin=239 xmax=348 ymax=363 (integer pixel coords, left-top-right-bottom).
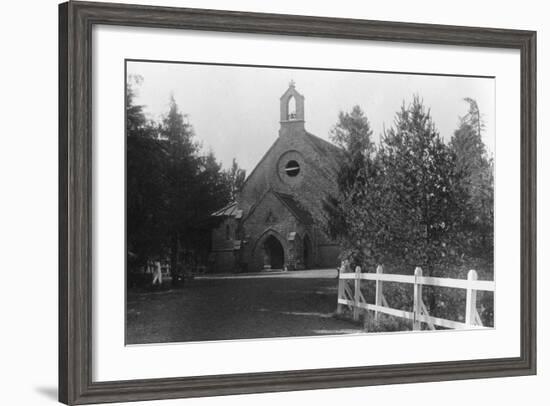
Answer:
xmin=337 ymin=264 xmax=495 ymax=330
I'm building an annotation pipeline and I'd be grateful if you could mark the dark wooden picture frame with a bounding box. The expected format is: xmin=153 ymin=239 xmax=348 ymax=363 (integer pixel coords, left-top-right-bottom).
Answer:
xmin=59 ymin=1 xmax=536 ymax=404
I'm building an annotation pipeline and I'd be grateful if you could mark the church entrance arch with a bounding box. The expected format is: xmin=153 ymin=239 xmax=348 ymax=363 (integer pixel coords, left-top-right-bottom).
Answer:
xmin=263 ymin=235 xmax=284 ymax=270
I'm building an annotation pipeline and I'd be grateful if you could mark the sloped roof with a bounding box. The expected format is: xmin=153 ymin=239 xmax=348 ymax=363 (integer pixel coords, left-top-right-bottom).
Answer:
xmin=273 ymin=191 xmax=314 ymax=225
xmin=211 ymin=201 xmax=243 ymax=218
xmin=304 ymin=132 xmax=344 ymax=162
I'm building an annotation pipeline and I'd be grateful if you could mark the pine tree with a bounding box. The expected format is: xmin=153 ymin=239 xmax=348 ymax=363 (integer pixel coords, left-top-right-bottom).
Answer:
xmin=226 ymin=158 xmax=247 ymax=201
xmin=324 ymin=105 xmax=379 ymax=266
xmin=324 ymin=96 xmax=492 ymax=324
xmin=160 ymin=96 xmax=232 ymax=284
xmin=378 ymin=96 xmax=468 ymax=275
xmin=126 ymin=76 xmax=170 ymax=270
xmin=126 ymin=75 xmax=148 ymax=136
xmin=450 ymin=98 xmax=493 ymax=262
xmin=326 ymin=98 xmax=469 ymax=274
xmin=127 ymin=84 xmax=238 ymax=284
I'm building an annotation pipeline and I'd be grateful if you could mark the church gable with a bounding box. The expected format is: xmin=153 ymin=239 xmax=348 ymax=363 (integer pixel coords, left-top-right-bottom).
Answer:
xmin=239 ymin=137 xmax=340 ymax=213
xmin=244 ymin=189 xmax=312 ymax=229
xmin=238 ymin=133 xmax=340 ymax=225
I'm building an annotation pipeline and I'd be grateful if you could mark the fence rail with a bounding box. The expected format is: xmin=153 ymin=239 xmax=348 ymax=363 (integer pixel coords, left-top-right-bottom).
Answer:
xmin=337 ymin=265 xmax=494 ymax=331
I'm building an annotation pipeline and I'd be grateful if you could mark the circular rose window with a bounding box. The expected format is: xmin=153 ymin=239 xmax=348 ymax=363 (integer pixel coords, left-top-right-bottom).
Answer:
xmin=284 ymin=160 xmax=300 ymax=177
xmin=277 ymin=151 xmax=304 ymax=186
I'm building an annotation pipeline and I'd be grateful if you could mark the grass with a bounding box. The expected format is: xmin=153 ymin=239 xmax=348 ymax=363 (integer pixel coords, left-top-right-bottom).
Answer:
xmin=362 ymin=312 xmax=412 ymax=332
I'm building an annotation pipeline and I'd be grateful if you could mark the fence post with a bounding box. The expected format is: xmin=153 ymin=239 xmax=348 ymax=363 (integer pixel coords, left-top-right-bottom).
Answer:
xmin=413 ymin=267 xmax=423 ymax=330
xmin=465 ymin=270 xmax=478 ymax=326
xmin=336 ymin=263 xmax=344 ymax=314
xmin=353 ymin=266 xmax=361 ymax=321
xmin=375 ymin=265 xmax=384 ymax=320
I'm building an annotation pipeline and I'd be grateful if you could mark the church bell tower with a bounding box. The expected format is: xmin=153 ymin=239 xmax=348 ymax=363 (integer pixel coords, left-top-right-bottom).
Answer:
xmin=279 ymin=80 xmax=305 ymax=137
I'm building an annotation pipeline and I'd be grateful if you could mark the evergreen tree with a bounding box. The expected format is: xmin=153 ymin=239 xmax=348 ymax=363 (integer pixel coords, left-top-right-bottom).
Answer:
xmin=326 ymin=98 xmax=470 ymax=274
xmin=378 ymin=96 xmax=468 ymax=275
xmin=450 ymin=98 xmax=493 ymax=262
xmin=226 ymin=158 xmax=247 ymax=201
xmin=324 ymin=96 xmax=493 ymax=325
xmin=126 ymin=75 xmax=148 ymax=136
xmin=161 ymin=96 xmax=199 ymax=284
xmin=127 ymin=85 xmax=234 ymax=284
xmin=160 ymin=96 xmax=231 ymax=284
xmin=126 ymin=76 xmax=170 ymax=269
xmin=196 ymin=151 xmax=233 ymax=216
xmin=324 ymin=105 xmax=380 ymax=266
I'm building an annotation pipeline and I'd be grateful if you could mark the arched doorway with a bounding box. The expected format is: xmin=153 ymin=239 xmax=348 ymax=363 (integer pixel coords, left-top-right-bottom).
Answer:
xmin=303 ymin=234 xmax=312 ymax=269
xmin=263 ymin=235 xmax=284 ymax=270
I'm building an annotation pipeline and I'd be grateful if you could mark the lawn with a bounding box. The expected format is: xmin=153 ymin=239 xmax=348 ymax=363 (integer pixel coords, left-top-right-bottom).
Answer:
xmin=126 ymin=269 xmax=362 ymax=344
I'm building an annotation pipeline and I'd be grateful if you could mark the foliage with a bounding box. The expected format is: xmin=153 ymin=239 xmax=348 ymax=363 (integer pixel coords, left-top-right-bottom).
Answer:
xmin=127 ymin=75 xmax=170 ymax=265
xmin=327 ymin=98 xmax=472 ymax=274
xmin=329 ymin=105 xmax=374 ymax=160
xmin=226 ymin=158 xmax=247 ymax=200
xmin=326 ymin=96 xmax=494 ymax=326
xmin=126 ymin=75 xmax=148 ymax=135
xmin=324 ymin=105 xmax=379 ymax=267
xmin=449 ymin=98 xmax=494 ymax=262
xmin=375 ymin=96 xmax=470 ymax=275
xmin=126 ymin=80 xmax=234 ymax=283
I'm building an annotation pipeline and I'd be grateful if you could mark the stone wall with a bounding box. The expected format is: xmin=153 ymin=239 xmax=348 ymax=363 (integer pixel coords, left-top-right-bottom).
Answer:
xmin=210 ymin=217 xmax=238 ymax=272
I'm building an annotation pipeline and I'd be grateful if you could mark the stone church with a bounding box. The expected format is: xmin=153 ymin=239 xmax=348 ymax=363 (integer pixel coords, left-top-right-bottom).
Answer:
xmin=209 ymin=82 xmax=343 ymax=272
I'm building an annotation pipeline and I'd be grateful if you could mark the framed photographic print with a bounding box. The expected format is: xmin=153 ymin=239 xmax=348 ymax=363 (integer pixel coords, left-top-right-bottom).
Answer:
xmin=59 ymin=1 xmax=536 ymax=404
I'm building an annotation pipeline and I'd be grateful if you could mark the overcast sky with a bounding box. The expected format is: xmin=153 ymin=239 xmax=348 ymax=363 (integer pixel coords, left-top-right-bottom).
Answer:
xmin=128 ymin=61 xmax=495 ymax=174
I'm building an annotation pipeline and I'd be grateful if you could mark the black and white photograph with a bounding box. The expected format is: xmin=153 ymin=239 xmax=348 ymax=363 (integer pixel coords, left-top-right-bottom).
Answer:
xmin=126 ymin=61 xmax=495 ymax=344
xmin=0 ymin=0 xmax=544 ymax=404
